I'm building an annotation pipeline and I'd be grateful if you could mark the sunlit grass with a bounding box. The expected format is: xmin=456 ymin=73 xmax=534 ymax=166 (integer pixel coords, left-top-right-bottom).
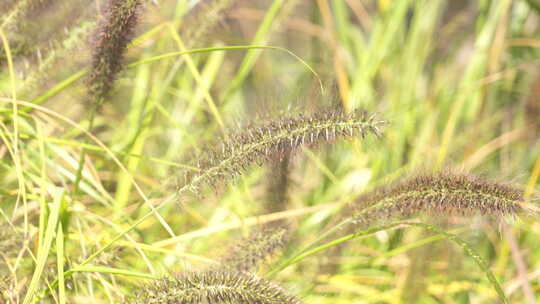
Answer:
xmin=1 ymin=0 xmax=539 ymax=303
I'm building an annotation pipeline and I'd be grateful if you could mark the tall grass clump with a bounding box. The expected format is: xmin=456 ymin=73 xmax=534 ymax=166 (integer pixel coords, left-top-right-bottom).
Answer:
xmin=0 ymin=1 xmax=539 ymax=303
xmin=219 ymin=224 xmax=290 ymax=272
xmin=525 ymin=72 xmax=540 ymax=139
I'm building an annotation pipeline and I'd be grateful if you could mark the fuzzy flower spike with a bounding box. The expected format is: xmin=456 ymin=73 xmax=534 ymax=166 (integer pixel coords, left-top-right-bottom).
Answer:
xmin=350 ymin=171 xmax=524 ymax=226
xmin=88 ymin=0 xmax=142 ymax=105
xmin=181 ymin=109 xmax=385 ymax=194
xmin=130 ymin=270 xmax=302 ymax=304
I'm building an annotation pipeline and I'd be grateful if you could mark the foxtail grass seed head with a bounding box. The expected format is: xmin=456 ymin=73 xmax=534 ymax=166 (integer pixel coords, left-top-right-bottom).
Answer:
xmin=180 ymin=109 xmax=384 ymax=194
xmin=87 ymin=0 xmax=142 ymax=105
xmin=131 ymin=270 xmax=302 ymax=304
xmin=350 ymin=172 xmax=524 ymax=226
xmin=219 ymin=224 xmax=290 ymax=272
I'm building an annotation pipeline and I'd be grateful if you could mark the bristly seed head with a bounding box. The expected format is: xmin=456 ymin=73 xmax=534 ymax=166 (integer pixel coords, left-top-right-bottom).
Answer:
xmin=180 ymin=109 xmax=385 ymax=194
xmin=130 ymin=270 xmax=302 ymax=304
xmin=349 ymin=171 xmax=524 ymax=226
xmin=219 ymin=224 xmax=290 ymax=272
xmin=87 ymin=0 xmax=143 ymax=105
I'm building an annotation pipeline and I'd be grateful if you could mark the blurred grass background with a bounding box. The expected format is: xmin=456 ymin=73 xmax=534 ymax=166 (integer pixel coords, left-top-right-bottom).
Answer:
xmin=1 ymin=0 xmax=540 ymax=303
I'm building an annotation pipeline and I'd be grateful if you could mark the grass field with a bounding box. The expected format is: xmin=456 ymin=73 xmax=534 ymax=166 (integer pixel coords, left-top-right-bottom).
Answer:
xmin=1 ymin=0 xmax=539 ymax=303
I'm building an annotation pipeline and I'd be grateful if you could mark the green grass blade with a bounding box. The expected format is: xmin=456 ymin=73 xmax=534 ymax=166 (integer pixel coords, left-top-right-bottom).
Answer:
xmin=23 ymin=190 xmax=63 ymax=304
xmin=31 ymin=70 xmax=88 ymax=106
xmin=408 ymin=222 xmax=508 ymax=304
xmin=30 ymin=45 xmax=321 ymax=109
xmin=56 ymin=223 xmax=66 ymax=304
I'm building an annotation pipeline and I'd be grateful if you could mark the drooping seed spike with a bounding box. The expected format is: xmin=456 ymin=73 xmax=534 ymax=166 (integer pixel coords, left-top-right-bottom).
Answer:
xmin=130 ymin=269 xmax=302 ymax=304
xmin=87 ymin=0 xmax=143 ymax=106
xmin=346 ymin=171 xmax=525 ymax=227
xmin=178 ymin=108 xmax=384 ymax=196
xmin=219 ymin=224 xmax=290 ymax=272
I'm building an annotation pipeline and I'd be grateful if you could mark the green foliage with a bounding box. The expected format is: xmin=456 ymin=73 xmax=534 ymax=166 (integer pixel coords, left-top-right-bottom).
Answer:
xmin=181 ymin=0 xmax=237 ymax=48
xmin=219 ymin=224 xmax=290 ymax=272
xmin=87 ymin=0 xmax=143 ymax=106
xmin=0 ymin=0 xmax=539 ymax=303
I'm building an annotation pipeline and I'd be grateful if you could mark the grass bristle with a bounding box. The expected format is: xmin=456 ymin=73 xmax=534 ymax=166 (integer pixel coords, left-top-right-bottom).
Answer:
xmin=349 ymin=171 xmax=524 ymax=225
xmin=180 ymin=109 xmax=384 ymax=194
xmin=87 ymin=0 xmax=142 ymax=105
xmin=131 ymin=270 xmax=302 ymax=304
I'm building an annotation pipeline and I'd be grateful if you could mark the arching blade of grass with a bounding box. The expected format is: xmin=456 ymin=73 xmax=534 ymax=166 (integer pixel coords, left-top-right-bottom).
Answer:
xmin=166 ymin=23 xmax=225 ymax=130
xmin=371 ymin=227 xmax=467 ymax=264
xmin=1 ymin=29 xmax=29 ymax=235
xmin=23 ymin=190 xmax=63 ymax=304
xmin=28 ymin=22 xmax=166 ymax=106
xmin=30 ymin=45 xmax=321 ymax=110
xmin=267 ymin=222 xmax=403 ymax=277
xmin=65 ymin=265 xmax=159 ymax=280
xmin=269 ymin=221 xmax=508 ymax=304
xmin=413 ymin=222 xmax=508 ymax=303
xmin=219 ymin=0 xmax=285 ymax=100
xmin=0 ymin=128 xmax=190 ymax=168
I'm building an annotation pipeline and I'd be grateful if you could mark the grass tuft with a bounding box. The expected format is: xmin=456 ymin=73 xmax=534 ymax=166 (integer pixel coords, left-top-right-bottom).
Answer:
xmin=1 ymin=1 xmax=538 ymax=302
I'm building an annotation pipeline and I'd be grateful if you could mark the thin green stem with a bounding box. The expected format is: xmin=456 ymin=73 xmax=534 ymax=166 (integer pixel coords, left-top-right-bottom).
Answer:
xmin=72 ymin=106 xmax=97 ymax=198
xmin=30 ymin=45 xmax=321 ymax=110
xmin=268 ymin=221 xmax=508 ymax=304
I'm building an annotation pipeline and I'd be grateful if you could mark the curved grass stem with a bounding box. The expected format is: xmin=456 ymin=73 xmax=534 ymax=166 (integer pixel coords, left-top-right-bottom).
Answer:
xmin=268 ymin=221 xmax=509 ymax=304
xmin=30 ymin=45 xmax=322 ymax=109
